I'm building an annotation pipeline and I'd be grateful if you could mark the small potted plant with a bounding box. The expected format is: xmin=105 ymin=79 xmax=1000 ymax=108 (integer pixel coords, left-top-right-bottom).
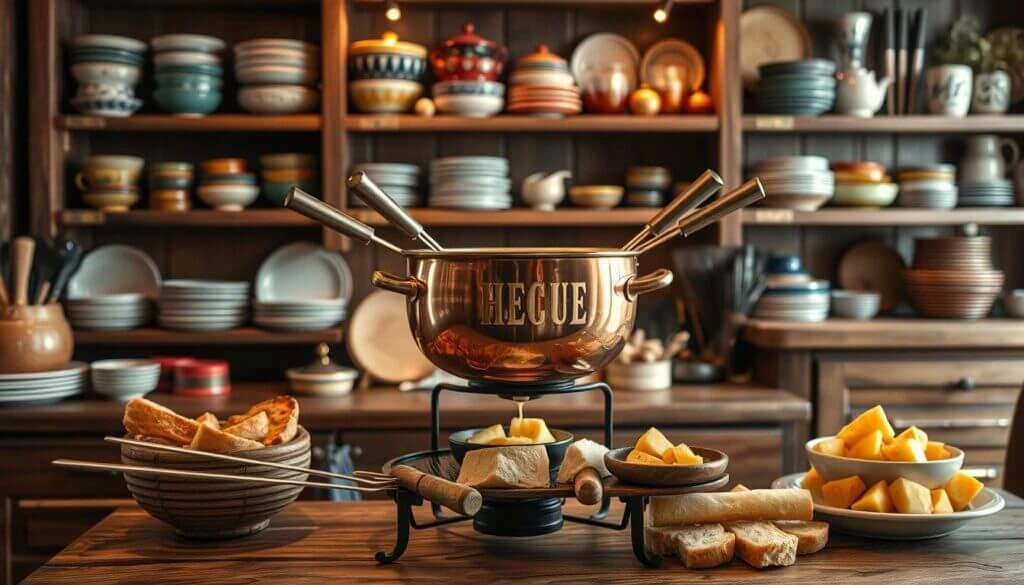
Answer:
xmin=927 ymin=17 xmax=979 ymax=117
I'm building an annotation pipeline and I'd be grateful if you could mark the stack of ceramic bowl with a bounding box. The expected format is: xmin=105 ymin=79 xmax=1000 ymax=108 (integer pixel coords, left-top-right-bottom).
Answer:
xmin=897 ymin=165 xmax=957 ymax=209
xmin=830 ymin=161 xmax=898 ymax=208
xmin=625 ymin=166 xmax=670 ymax=207
xmin=148 ymin=162 xmax=194 ymax=211
xmin=349 ymin=163 xmax=420 ymax=208
xmin=69 ymin=34 xmax=145 ymax=117
xmin=65 ymin=244 xmax=161 ymax=331
xmin=197 ymin=158 xmax=259 ymax=211
xmin=958 ymin=179 xmax=1015 ymax=207
xmin=755 ymin=59 xmax=836 ymax=115
xmin=429 ymin=156 xmax=511 ymax=209
xmin=752 ymin=256 xmax=830 ymax=322
xmin=905 ymin=236 xmax=1003 ymax=319
xmin=235 ymin=39 xmax=320 ymax=114
xmin=151 ymin=34 xmax=225 ymax=117
xmin=507 ymin=44 xmax=581 ymax=117
xmin=754 ymin=156 xmax=835 ymax=210
xmin=75 ymin=154 xmax=144 ymax=213
xmin=158 ymin=280 xmax=250 ymax=331
xmin=0 ymin=363 xmax=89 ymax=406
xmin=253 ymin=243 xmax=351 ymax=331
xmin=90 ymin=359 xmax=160 ymax=402
xmin=259 ymin=153 xmax=318 ymax=205
xmin=348 ymin=32 xmax=426 ymax=114
xmin=434 ymin=80 xmax=505 ymax=117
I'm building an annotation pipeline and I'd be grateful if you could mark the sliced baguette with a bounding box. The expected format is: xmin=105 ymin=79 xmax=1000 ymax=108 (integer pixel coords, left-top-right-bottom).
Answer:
xmin=673 ymin=524 xmax=736 ymax=569
xmin=645 ymin=526 xmax=682 ymax=557
xmin=124 ymin=397 xmax=200 ymax=445
xmin=195 ymin=412 xmax=220 ymax=430
xmin=726 ymin=521 xmax=798 ymax=568
xmin=189 ymin=424 xmax=264 ymax=453
xmin=774 ymin=520 xmax=829 ymax=555
xmin=223 ymin=411 xmax=269 ymax=441
xmin=227 ymin=396 xmax=299 ymax=445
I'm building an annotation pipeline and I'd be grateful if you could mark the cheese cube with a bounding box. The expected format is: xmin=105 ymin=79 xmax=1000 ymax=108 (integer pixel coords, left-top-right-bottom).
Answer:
xmin=468 ymin=424 xmax=506 ymax=444
xmin=895 ymin=426 xmax=929 ymax=446
xmin=635 ymin=427 xmax=674 ymax=459
xmin=510 ymin=417 xmax=556 ymax=443
xmin=944 ymin=471 xmax=984 ymax=511
xmin=664 ymin=442 xmax=703 ymax=465
xmin=627 ymin=448 xmax=666 ymax=465
xmin=881 ymin=438 xmax=927 ymax=462
xmin=488 ymin=436 xmax=535 ymax=445
xmin=846 ymin=430 xmax=885 ymax=460
xmin=888 ymin=478 xmax=932 ymax=514
xmin=801 ymin=467 xmax=824 ymax=492
xmin=822 ymin=476 xmax=866 ymax=509
xmin=931 ymin=488 xmax=954 ymax=514
xmin=851 ymin=480 xmax=893 ymax=513
xmin=925 ymin=441 xmax=952 ymax=460
xmin=837 ymin=405 xmax=896 ymax=445
xmin=814 ymin=437 xmax=847 ymax=457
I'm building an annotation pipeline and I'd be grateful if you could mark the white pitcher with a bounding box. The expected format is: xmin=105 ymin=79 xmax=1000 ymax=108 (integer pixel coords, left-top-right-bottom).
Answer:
xmin=960 ymin=135 xmax=1020 ymax=183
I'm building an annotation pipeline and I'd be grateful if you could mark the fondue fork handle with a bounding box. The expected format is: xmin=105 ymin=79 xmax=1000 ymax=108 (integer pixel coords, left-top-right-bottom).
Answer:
xmin=391 ymin=464 xmax=482 ymax=516
xmin=622 ymin=169 xmax=723 ymax=251
xmin=348 ymin=172 xmax=444 ymax=251
xmin=283 ymin=187 xmax=404 ymax=255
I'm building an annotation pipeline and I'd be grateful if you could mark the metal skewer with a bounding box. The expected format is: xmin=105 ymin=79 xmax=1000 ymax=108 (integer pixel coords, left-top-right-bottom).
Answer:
xmin=283 ymin=187 xmax=404 ymax=255
xmin=622 ymin=169 xmax=724 ymax=251
xmin=347 ymin=171 xmax=444 ymax=251
xmin=106 ymin=436 xmax=396 ymax=487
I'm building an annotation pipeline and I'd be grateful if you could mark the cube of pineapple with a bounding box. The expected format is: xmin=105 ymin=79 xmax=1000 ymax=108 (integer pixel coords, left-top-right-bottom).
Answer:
xmin=822 ymin=476 xmax=867 ymax=509
xmin=944 ymin=471 xmax=984 ymax=511
xmin=880 ymin=438 xmax=927 ymax=462
xmin=469 ymin=424 xmax=506 ymax=445
xmin=931 ymin=488 xmax=954 ymax=514
xmin=846 ymin=430 xmax=885 ymax=460
xmin=626 ymin=448 xmax=666 ymax=465
xmin=895 ymin=425 xmax=929 ymax=446
xmin=510 ymin=417 xmax=556 ymax=443
xmin=488 ymin=436 xmax=535 ymax=445
xmin=635 ymin=427 xmax=674 ymax=459
xmin=851 ymin=480 xmax=894 ymax=513
xmin=664 ymin=443 xmax=703 ymax=465
xmin=814 ymin=437 xmax=847 ymax=457
xmin=925 ymin=441 xmax=952 ymax=460
xmin=837 ymin=405 xmax=896 ymax=445
xmin=801 ymin=467 xmax=825 ymax=492
xmin=888 ymin=478 xmax=932 ymax=514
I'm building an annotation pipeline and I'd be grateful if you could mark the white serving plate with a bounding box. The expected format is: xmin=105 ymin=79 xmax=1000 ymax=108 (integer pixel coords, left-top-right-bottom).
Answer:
xmin=347 ymin=290 xmax=435 ymax=384
xmin=772 ymin=472 xmax=1005 ymax=540
xmin=68 ymin=245 xmax=161 ymax=300
xmin=640 ymin=38 xmax=705 ymax=92
xmin=256 ymin=242 xmax=351 ymax=303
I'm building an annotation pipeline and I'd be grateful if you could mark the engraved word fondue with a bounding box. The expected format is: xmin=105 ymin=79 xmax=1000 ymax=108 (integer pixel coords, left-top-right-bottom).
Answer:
xmin=478 ymin=281 xmax=588 ymax=327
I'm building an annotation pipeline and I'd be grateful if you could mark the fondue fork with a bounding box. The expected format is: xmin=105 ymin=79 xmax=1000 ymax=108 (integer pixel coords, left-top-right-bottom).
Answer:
xmin=284 ymin=187 xmax=405 ymax=255
xmin=348 ymin=171 xmax=444 ymax=251
xmin=622 ymin=169 xmax=724 ymax=251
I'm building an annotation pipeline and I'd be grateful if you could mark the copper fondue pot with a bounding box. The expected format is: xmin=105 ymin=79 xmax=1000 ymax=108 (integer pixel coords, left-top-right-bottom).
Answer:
xmin=372 ymin=248 xmax=671 ymax=384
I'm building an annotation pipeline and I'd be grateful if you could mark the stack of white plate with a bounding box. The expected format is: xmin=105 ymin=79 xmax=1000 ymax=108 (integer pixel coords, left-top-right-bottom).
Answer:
xmin=754 ymin=156 xmax=835 ymax=211
xmin=65 ymin=245 xmax=161 ymax=331
xmin=958 ymin=179 xmax=1015 ymax=207
xmin=0 ymin=362 xmax=89 ymax=406
xmin=158 ymin=280 xmax=250 ymax=331
xmin=349 ymin=162 xmax=421 ymax=207
xmin=429 ymin=156 xmax=511 ymax=209
xmin=90 ymin=359 xmax=160 ymax=402
xmin=253 ymin=243 xmax=352 ymax=331
xmin=752 ymin=280 xmax=831 ymax=321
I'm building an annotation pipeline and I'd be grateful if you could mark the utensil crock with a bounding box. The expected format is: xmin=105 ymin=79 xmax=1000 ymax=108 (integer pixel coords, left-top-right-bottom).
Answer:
xmin=0 ymin=304 xmax=74 ymax=374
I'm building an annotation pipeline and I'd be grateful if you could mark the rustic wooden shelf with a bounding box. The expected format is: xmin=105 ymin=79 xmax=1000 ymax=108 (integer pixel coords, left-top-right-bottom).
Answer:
xmin=344 ymin=115 xmax=718 ymax=133
xmin=73 ymin=327 xmax=342 ymax=345
xmin=57 ymin=209 xmax=316 ymax=228
xmin=742 ymin=208 xmax=1024 ymax=226
xmin=349 ymin=208 xmax=658 ymax=226
xmin=743 ymin=318 xmax=1024 ymax=349
xmin=743 ymin=114 xmax=1024 ymax=133
xmin=56 ymin=114 xmax=322 ymax=132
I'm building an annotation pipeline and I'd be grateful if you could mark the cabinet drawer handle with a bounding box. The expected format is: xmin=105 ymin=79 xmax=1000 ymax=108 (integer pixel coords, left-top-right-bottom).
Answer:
xmin=955 ymin=377 xmax=975 ymax=391
xmin=890 ymin=418 xmax=1010 ymax=429
xmin=963 ymin=466 xmax=1000 ymax=480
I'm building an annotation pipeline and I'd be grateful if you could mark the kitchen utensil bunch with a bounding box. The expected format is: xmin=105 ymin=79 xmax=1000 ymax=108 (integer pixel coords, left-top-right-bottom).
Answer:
xmin=882 ymin=7 xmax=926 ymax=116
xmin=157 ymin=280 xmax=250 ymax=331
xmin=151 ymin=34 xmax=225 ymax=116
xmin=349 ymin=163 xmax=421 ymax=208
xmin=753 ymin=156 xmax=835 ymax=211
xmin=905 ymin=236 xmax=1002 ymax=319
xmin=429 ymin=156 xmax=511 ymax=210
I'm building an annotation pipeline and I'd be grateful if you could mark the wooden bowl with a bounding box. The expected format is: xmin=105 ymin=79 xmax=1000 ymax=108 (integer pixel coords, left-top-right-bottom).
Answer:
xmin=604 ymin=446 xmax=728 ymax=487
xmin=121 ymin=427 xmax=310 ymax=539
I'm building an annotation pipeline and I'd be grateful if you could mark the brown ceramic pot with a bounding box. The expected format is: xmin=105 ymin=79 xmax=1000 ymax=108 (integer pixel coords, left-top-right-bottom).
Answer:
xmin=0 ymin=304 xmax=75 ymax=374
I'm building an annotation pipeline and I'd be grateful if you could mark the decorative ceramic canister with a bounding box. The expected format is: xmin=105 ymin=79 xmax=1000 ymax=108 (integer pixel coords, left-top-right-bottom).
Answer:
xmin=926 ymin=64 xmax=972 ymax=117
xmin=971 ymin=70 xmax=1011 ymax=114
xmin=960 ymin=134 xmax=1020 ymax=183
xmin=836 ymin=11 xmax=873 ymax=70
xmin=348 ymin=32 xmax=427 ymax=81
xmin=430 ymin=22 xmax=507 ymax=82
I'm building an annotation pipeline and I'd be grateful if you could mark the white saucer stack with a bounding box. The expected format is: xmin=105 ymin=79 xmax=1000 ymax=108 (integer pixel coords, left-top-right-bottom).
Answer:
xmin=429 ymin=156 xmax=511 ymax=209
xmin=0 ymin=362 xmax=89 ymax=406
xmin=349 ymin=163 xmax=421 ymax=208
xmin=157 ymin=280 xmax=250 ymax=331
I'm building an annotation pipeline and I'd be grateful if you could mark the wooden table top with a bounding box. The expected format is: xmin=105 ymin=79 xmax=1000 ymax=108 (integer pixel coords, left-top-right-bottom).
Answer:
xmin=743 ymin=318 xmax=1024 ymax=350
xmin=24 ymin=494 xmax=1024 ymax=584
xmin=0 ymin=382 xmax=809 ymax=434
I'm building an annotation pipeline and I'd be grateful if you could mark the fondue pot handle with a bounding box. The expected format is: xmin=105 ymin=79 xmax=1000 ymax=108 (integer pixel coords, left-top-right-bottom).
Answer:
xmin=391 ymin=464 xmax=482 ymax=516
xmin=622 ymin=268 xmax=674 ymax=301
xmin=372 ymin=270 xmax=425 ymax=299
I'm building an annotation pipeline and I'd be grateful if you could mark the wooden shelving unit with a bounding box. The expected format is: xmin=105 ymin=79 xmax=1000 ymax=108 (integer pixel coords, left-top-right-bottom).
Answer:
xmin=73 ymin=327 xmax=343 ymax=345
xmin=344 ymin=115 xmax=718 ymax=133
xmin=56 ymin=114 xmax=322 ymax=132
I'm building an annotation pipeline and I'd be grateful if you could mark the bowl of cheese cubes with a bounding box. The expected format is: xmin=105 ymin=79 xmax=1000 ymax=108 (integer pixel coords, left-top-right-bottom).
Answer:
xmin=604 ymin=427 xmax=728 ymax=486
xmin=450 ymin=417 xmax=573 ymax=476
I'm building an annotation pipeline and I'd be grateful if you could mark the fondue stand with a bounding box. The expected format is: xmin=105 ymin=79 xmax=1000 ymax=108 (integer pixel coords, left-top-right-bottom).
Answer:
xmin=282 ymin=171 xmax=764 ymax=566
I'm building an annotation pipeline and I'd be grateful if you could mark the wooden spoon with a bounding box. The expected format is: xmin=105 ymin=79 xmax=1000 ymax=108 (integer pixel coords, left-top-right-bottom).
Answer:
xmin=10 ymin=237 xmax=35 ymax=306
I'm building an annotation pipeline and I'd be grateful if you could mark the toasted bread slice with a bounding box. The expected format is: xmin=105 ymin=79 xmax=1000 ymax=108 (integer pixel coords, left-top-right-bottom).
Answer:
xmin=774 ymin=520 xmax=829 ymax=555
xmin=124 ymin=397 xmax=200 ymax=445
xmin=727 ymin=521 xmax=798 ymax=568
xmin=227 ymin=396 xmax=298 ymax=445
xmin=223 ymin=411 xmax=269 ymax=441
xmin=195 ymin=412 xmax=220 ymax=430
xmin=673 ymin=524 xmax=736 ymax=569
xmin=189 ymin=424 xmax=264 ymax=453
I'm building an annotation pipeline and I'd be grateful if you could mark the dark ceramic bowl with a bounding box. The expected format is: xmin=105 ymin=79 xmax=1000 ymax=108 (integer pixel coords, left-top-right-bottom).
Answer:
xmin=153 ymin=88 xmax=222 ymax=115
xmin=766 ymin=255 xmax=804 ymax=275
xmin=448 ymin=426 xmax=573 ymax=476
xmin=604 ymin=446 xmax=728 ymax=487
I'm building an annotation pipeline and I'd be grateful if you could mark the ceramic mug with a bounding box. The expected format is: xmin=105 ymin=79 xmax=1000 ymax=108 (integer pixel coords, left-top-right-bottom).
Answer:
xmin=960 ymin=134 xmax=1020 ymax=183
xmin=926 ymin=65 xmax=972 ymax=117
xmin=75 ymin=167 xmax=140 ymax=191
xmin=971 ymin=71 xmax=1011 ymax=114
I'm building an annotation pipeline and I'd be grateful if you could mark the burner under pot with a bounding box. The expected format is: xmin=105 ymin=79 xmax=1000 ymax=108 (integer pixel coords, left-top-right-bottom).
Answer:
xmin=473 ymin=497 xmax=563 ymax=537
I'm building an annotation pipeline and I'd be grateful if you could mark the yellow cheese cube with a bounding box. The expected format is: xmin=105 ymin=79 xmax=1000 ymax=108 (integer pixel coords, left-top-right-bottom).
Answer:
xmin=488 ymin=436 xmax=535 ymax=445
xmin=925 ymin=441 xmax=952 ymax=460
xmin=931 ymin=488 xmax=954 ymax=514
xmin=822 ymin=476 xmax=867 ymax=509
xmin=836 ymin=405 xmax=896 ymax=445
xmin=664 ymin=443 xmax=703 ymax=465
xmin=851 ymin=480 xmax=894 ymax=513
xmin=801 ymin=467 xmax=825 ymax=492
xmin=814 ymin=437 xmax=847 ymax=457
xmin=846 ymin=430 xmax=885 ymax=460
xmin=880 ymin=438 xmax=927 ymax=462
xmin=510 ymin=417 xmax=556 ymax=443
xmin=635 ymin=427 xmax=674 ymax=459
xmin=944 ymin=471 xmax=984 ymax=511
xmin=627 ymin=448 xmax=666 ymax=465
xmin=895 ymin=426 xmax=929 ymax=446
xmin=888 ymin=478 xmax=932 ymax=514
xmin=469 ymin=424 xmax=506 ymax=444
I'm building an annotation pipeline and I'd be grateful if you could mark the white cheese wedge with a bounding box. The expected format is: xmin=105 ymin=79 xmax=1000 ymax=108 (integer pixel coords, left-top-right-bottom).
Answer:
xmin=556 ymin=438 xmax=610 ymax=484
xmin=456 ymin=445 xmax=550 ymax=489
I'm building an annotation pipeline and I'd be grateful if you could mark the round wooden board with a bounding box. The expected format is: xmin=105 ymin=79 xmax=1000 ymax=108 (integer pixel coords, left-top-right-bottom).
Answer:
xmin=838 ymin=240 xmax=907 ymax=312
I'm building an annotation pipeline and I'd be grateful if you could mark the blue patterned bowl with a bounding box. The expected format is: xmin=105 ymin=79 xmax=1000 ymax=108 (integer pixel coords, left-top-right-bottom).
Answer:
xmin=71 ymin=95 xmax=142 ymax=117
xmin=349 ymin=52 xmax=426 ymax=81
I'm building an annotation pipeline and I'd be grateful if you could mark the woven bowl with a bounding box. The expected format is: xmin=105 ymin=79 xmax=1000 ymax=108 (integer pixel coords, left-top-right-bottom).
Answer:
xmin=121 ymin=426 xmax=310 ymax=539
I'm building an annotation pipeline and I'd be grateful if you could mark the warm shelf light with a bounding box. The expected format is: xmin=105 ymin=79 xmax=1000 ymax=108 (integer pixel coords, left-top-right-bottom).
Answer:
xmin=385 ymin=0 xmax=401 ymax=22
xmin=653 ymin=0 xmax=673 ymax=23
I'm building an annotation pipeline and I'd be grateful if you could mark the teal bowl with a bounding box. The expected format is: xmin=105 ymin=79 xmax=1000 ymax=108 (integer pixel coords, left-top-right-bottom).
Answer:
xmin=261 ymin=181 xmax=318 ymax=205
xmin=202 ymin=172 xmax=257 ymax=185
xmin=155 ymin=63 xmax=224 ymax=77
xmin=153 ymin=88 xmax=222 ymax=115
xmin=71 ymin=47 xmax=144 ymax=66
xmin=155 ymin=73 xmax=223 ymax=91
xmin=149 ymin=176 xmax=194 ymax=190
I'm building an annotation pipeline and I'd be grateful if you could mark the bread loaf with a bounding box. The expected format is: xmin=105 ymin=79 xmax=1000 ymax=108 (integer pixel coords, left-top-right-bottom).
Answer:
xmin=456 ymin=446 xmax=550 ymax=488
xmin=650 ymin=488 xmax=813 ymax=527
xmin=727 ymin=521 xmax=798 ymax=568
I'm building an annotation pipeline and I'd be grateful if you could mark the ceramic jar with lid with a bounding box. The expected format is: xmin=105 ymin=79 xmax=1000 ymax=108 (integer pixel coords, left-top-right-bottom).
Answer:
xmin=430 ymin=22 xmax=507 ymax=82
xmin=349 ymin=32 xmax=427 ymax=81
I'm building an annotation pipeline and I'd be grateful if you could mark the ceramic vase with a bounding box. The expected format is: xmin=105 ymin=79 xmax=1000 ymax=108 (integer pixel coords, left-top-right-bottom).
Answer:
xmin=971 ymin=70 xmax=1011 ymax=114
xmin=960 ymin=134 xmax=1020 ymax=183
xmin=926 ymin=65 xmax=972 ymax=117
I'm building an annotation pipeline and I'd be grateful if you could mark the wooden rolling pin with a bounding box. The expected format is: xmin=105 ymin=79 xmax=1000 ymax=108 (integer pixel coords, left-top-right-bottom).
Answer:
xmin=573 ymin=468 xmax=603 ymax=506
xmin=391 ymin=465 xmax=482 ymax=516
